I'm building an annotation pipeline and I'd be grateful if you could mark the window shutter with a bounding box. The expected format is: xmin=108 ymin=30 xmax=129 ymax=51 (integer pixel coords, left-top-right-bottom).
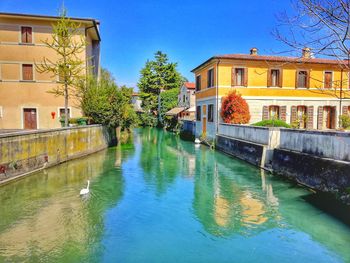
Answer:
xmin=231 ymin=68 xmax=236 ymax=86
xmin=280 ymin=106 xmax=287 ymax=121
xmin=244 ymin=68 xmax=248 ymax=87
xmin=317 ymin=106 xmax=323 ymax=129
xmin=27 ymin=27 xmax=32 ymax=43
xmin=307 ymin=70 xmax=311 ymax=88
xmin=306 ymin=106 xmax=314 ymax=129
xmin=291 ymin=106 xmax=297 ymax=123
xmin=21 ymin=27 xmax=26 ymax=43
xmin=262 ymin=106 xmax=269 ymax=120
xmin=295 ymin=70 xmax=299 ymax=88
xmin=342 ymin=106 xmax=348 ymax=115
xmin=279 ymin=69 xmax=283 ymax=87
xmin=267 ymin=69 xmax=271 ymax=87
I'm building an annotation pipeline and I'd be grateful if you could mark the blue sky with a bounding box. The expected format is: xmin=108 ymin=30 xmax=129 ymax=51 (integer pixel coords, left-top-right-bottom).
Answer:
xmin=1 ymin=0 xmax=292 ymax=89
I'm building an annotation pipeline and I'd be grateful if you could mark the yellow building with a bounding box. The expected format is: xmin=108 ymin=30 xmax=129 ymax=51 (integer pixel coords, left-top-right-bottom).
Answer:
xmin=0 ymin=12 xmax=100 ymax=129
xmin=192 ymin=48 xmax=350 ymax=139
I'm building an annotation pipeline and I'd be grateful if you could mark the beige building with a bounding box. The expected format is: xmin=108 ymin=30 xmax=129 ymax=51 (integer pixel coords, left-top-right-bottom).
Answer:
xmin=0 ymin=12 xmax=101 ymax=129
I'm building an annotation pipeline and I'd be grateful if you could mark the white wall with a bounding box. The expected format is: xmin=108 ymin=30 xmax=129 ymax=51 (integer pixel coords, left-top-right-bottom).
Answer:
xmin=196 ymin=98 xmax=217 ymax=140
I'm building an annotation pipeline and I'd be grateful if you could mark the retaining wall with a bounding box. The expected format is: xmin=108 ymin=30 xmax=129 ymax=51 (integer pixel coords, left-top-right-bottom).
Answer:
xmin=279 ymin=129 xmax=350 ymax=162
xmin=0 ymin=125 xmax=115 ymax=183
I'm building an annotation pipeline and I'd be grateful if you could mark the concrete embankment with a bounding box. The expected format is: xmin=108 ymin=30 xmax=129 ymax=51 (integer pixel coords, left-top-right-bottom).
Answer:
xmin=0 ymin=125 xmax=116 ymax=184
xmin=214 ymin=123 xmax=350 ymax=204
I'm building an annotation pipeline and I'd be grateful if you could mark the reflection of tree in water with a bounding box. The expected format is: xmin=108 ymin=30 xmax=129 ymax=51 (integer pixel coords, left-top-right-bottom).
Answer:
xmin=0 ymin=146 xmax=128 ymax=262
xmin=139 ymin=128 xmax=180 ymax=195
xmin=193 ymin=149 xmax=280 ymax=237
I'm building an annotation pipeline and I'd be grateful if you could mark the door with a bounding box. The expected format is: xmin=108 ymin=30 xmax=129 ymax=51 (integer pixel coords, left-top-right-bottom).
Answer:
xmin=323 ymin=106 xmax=336 ymax=129
xmin=23 ymin=108 xmax=37 ymax=129
xmin=202 ymin=117 xmax=207 ymax=136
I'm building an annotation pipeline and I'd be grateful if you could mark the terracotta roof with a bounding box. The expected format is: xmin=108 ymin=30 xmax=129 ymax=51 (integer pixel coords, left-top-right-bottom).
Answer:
xmin=191 ymin=54 xmax=347 ymax=72
xmin=184 ymin=82 xmax=195 ymax=89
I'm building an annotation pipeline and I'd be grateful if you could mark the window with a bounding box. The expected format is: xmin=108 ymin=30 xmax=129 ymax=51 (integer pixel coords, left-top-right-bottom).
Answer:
xmin=22 ymin=64 xmax=33 ymax=81
xmin=208 ymin=104 xmax=214 ymax=122
xmin=59 ymin=108 xmax=71 ymax=118
xmin=207 ymin=68 xmax=214 ymax=88
xmin=183 ymin=95 xmax=185 ymax=103
xmin=324 ymin=71 xmax=332 ymax=89
xmin=270 ymin=69 xmax=280 ymax=87
xmin=196 ymin=106 xmax=201 ymax=121
xmin=196 ymin=75 xmax=201 ymax=91
xmin=235 ymin=68 xmax=245 ymax=86
xmin=297 ymin=70 xmax=308 ymax=88
xmin=21 ymin=26 xmax=32 ymax=44
xmin=269 ymin=105 xmax=280 ymax=119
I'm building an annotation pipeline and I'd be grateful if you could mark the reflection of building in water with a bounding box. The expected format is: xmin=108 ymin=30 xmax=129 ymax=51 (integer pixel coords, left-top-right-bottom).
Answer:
xmin=240 ymin=191 xmax=267 ymax=226
xmin=260 ymin=170 xmax=279 ymax=207
xmin=0 ymin=149 xmax=124 ymax=261
xmin=193 ymin=151 xmax=281 ymax=237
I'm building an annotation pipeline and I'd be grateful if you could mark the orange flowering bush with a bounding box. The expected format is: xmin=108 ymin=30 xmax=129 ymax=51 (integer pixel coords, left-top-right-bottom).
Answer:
xmin=220 ymin=90 xmax=250 ymax=124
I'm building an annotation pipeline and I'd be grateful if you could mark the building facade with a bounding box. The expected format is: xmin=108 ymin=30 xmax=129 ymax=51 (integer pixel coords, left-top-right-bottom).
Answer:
xmin=0 ymin=12 xmax=101 ymax=129
xmin=192 ymin=48 xmax=350 ymax=139
xmin=166 ymin=82 xmax=196 ymax=120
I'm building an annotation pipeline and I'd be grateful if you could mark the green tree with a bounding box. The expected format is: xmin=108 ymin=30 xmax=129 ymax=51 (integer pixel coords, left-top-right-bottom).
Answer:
xmin=138 ymin=51 xmax=184 ymax=126
xmin=78 ymin=69 xmax=137 ymax=131
xmin=36 ymin=8 xmax=86 ymax=127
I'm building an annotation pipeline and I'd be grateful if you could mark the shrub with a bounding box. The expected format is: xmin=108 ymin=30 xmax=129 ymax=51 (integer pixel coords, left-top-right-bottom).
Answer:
xmin=339 ymin=114 xmax=350 ymax=129
xmin=220 ymin=90 xmax=250 ymax=124
xmin=252 ymin=119 xmax=291 ymax=128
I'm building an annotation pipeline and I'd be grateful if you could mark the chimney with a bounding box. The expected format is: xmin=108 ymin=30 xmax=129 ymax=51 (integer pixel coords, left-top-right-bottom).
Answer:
xmin=250 ymin=47 xmax=258 ymax=56
xmin=302 ymin=47 xmax=311 ymax=59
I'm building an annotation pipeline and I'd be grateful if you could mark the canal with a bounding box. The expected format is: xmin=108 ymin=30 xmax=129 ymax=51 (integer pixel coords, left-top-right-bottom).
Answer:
xmin=0 ymin=128 xmax=350 ymax=262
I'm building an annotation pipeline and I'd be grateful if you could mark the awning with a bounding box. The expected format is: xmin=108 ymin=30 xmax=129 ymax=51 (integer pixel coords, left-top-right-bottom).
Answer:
xmin=185 ymin=106 xmax=196 ymax=112
xmin=165 ymin=107 xmax=186 ymax=116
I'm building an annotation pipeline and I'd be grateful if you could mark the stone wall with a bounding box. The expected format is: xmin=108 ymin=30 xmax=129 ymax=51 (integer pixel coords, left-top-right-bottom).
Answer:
xmin=0 ymin=125 xmax=115 ymax=183
xmin=216 ymin=135 xmax=265 ymax=167
xmin=279 ymin=129 xmax=350 ymax=162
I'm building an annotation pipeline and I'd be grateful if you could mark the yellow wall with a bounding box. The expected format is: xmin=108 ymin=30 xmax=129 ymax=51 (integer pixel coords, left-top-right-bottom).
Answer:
xmin=194 ymin=58 xmax=349 ymax=99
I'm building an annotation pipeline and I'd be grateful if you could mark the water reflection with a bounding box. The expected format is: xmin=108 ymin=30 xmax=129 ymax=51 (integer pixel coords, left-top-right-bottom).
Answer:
xmin=1 ymin=128 xmax=350 ymax=262
xmin=0 ymin=147 xmax=126 ymax=262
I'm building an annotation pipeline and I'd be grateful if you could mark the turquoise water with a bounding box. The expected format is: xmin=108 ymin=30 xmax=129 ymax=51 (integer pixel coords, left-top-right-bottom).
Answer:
xmin=0 ymin=128 xmax=350 ymax=262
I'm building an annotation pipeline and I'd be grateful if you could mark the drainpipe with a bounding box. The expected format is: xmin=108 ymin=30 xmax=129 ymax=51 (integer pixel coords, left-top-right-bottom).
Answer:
xmin=216 ymin=59 xmax=220 ymax=135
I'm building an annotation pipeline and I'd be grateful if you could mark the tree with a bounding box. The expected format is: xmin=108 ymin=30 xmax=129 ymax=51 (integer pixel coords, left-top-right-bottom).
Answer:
xmin=274 ymin=0 xmax=350 ymax=113
xmin=36 ymin=8 xmax=86 ymax=127
xmin=78 ymin=68 xmax=137 ymax=131
xmin=221 ymin=90 xmax=251 ymax=124
xmin=138 ymin=51 xmax=184 ymax=126
xmin=160 ymin=88 xmax=180 ymax=130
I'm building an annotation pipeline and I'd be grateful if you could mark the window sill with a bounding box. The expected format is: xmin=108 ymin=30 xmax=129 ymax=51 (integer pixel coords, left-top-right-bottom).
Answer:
xmin=19 ymin=43 xmax=35 ymax=46
xmin=296 ymin=87 xmax=309 ymax=89
xmin=20 ymin=80 xmax=36 ymax=83
xmin=231 ymin=85 xmax=247 ymax=88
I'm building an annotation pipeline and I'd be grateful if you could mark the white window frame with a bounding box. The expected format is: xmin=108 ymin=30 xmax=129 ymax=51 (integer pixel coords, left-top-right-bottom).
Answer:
xmin=323 ymin=70 xmax=333 ymax=89
xmin=19 ymin=25 xmax=34 ymax=44
xmin=58 ymin=107 xmax=72 ymax=118
xmin=20 ymin=63 xmax=35 ymax=81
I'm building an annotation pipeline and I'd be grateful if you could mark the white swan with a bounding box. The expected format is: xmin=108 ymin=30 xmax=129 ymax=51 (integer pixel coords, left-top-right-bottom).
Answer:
xmin=194 ymin=138 xmax=201 ymax=144
xmin=80 ymin=180 xmax=90 ymax=195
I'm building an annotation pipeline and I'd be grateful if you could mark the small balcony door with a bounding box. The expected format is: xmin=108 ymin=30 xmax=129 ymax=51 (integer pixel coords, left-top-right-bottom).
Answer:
xmin=23 ymin=108 xmax=37 ymax=129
